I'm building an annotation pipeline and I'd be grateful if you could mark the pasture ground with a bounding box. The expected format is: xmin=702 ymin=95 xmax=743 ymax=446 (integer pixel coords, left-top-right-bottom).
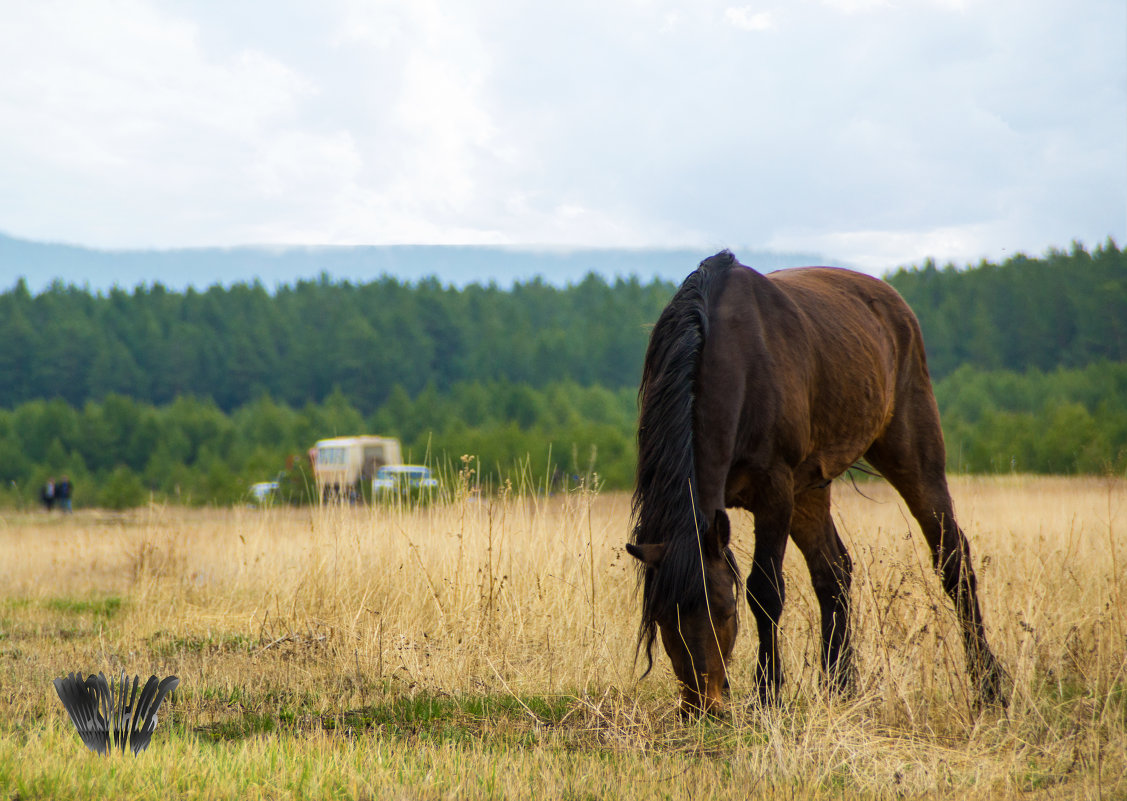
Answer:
xmin=0 ymin=475 xmax=1124 ymax=800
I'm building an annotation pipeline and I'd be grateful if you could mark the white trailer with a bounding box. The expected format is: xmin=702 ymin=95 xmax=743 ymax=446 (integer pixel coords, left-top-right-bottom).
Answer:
xmin=312 ymin=436 xmax=402 ymax=499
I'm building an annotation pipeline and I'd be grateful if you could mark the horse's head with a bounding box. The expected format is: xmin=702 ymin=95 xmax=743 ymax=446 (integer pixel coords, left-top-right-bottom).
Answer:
xmin=627 ymin=510 xmax=740 ymax=716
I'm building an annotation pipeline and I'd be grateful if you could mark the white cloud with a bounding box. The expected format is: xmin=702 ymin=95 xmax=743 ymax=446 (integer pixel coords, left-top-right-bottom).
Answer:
xmin=724 ymin=6 xmax=775 ymax=31
xmin=0 ymin=0 xmax=1122 ymax=274
xmin=818 ymin=0 xmax=892 ymax=13
xmin=0 ymin=1 xmax=339 ymax=246
xmin=768 ymin=223 xmax=1011 ymax=272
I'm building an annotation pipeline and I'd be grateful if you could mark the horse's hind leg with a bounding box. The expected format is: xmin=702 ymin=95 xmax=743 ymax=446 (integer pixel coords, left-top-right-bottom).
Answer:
xmin=865 ymin=397 xmax=1008 ymax=706
xmin=791 ymin=486 xmax=854 ymax=694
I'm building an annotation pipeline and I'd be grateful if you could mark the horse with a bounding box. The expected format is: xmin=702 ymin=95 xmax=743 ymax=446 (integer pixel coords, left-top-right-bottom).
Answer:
xmin=626 ymin=250 xmax=1007 ymax=715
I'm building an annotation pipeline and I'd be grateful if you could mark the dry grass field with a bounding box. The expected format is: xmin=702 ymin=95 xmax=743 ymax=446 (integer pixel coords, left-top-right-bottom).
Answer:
xmin=0 ymin=474 xmax=1124 ymax=799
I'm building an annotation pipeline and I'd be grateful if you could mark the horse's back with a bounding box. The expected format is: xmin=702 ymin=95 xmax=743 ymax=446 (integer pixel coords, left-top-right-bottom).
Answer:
xmin=699 ymin=263 xmax=931 ymax=495
xmin=767 ymin=266 xmax=925 ymax=352
xmin=742 ymin=265 xmax=929 ymax=394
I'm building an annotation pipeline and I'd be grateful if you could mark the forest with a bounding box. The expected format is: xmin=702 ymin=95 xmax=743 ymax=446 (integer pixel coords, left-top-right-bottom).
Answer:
xmin=0 ymin=239 xmax=1123 ymax=508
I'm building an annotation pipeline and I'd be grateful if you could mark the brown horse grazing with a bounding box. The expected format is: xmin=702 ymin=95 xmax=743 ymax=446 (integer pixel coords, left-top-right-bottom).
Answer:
xmin=626 ymin=251 xmax=1007 ymax=715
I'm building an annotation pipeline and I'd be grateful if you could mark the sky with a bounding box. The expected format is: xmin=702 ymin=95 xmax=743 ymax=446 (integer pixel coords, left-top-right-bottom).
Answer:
xmin=0 ymin=0 xmax=1124 ymax=280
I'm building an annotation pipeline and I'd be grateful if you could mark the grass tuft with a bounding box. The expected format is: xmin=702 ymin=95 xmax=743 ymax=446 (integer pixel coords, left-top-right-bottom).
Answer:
xmin=44 ymin=596 xmax=124 ymax=619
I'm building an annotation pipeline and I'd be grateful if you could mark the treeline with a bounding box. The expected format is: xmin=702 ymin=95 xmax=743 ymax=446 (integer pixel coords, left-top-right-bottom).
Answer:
xmin=2 ymin=240 xmax=1125 ymax=508
xmin=1 ymin=240 xmax=1123 ymax=417
xmin=886 ymin=239 xmax=1126 ymax=378
xmin=3 ymin=362 xmax=1125 ymax=510
xmin=935 ymin=362 xmax=1127 ymax=473
xmin=0 ymin=381 xmax=638 ymax=509
xmin=0 ymin=272 xmax=672 ymax=413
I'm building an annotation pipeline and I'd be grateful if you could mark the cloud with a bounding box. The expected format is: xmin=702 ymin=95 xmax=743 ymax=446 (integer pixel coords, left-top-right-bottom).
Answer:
xmin=0 ymin=0 xmax=1122 ymax=275
xmin=0 ymin=1 xmax=335 ymax=246
xmin=724 ymin=7 xmax=775 ymax=31
xmin=818 ymin=0 xmax=892 ymax=13
xmin=768 ymin=223 xmax=1008 ymax=272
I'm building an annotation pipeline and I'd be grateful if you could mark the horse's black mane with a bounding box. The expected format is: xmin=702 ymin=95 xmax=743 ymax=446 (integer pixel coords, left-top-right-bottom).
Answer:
xmin=630 ymin=249 xmax=737 ymax=672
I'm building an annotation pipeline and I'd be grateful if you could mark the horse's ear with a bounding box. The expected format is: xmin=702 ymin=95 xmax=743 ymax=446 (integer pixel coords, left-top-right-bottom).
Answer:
xmin=705 ymin=509 xmax=731 ymax=554
xmin=626 ymin=542 xmax=666 ymax=567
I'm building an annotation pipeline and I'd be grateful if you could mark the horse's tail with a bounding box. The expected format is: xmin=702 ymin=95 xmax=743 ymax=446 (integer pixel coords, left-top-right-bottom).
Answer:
xmin=630 ymin=250 xmax=736 ymax=674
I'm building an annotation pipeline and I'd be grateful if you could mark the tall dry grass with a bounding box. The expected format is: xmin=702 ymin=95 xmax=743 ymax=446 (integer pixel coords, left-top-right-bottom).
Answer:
xmin=0 ymin=475 xmax=1124 ymax=799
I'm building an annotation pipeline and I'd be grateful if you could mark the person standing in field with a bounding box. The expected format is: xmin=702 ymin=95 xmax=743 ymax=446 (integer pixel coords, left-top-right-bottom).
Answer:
xmin=57 ymin=476 xmax=72 ymax=513
xmin=41 ymin=478 xmax=55 ymax=512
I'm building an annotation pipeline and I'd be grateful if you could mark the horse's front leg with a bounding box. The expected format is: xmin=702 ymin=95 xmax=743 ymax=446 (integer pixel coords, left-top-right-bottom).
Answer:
xmin=745 ymin=501 xmax=792 ymax=704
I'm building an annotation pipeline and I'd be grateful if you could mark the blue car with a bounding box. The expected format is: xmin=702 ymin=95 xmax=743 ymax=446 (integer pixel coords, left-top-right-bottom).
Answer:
xmin=371 ymin=465 xmax=439 ymax=497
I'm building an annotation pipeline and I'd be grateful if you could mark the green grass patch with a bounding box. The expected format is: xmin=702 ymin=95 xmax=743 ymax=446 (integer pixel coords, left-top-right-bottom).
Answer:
xmin=328 ymin=691 xmax=573 ymax=733
xmin=195 ymin=711 xmax=281 ymax=743
xmin=44 ymin=596 xmax=124 ymax=619
xmin=147 ymin=630 xmax=257 ymax=657
xmin=193 ymin=690 xmax=578 ymax=748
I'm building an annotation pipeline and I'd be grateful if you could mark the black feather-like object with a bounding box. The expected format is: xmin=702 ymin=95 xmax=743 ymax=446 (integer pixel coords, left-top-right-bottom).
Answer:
xmin=53 ymin=672 xmax=179 ymax=754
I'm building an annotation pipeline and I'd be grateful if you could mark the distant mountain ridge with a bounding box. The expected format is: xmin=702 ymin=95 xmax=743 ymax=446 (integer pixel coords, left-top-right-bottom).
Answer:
xmin=0 ymin=232 xmax=827 ymax=294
